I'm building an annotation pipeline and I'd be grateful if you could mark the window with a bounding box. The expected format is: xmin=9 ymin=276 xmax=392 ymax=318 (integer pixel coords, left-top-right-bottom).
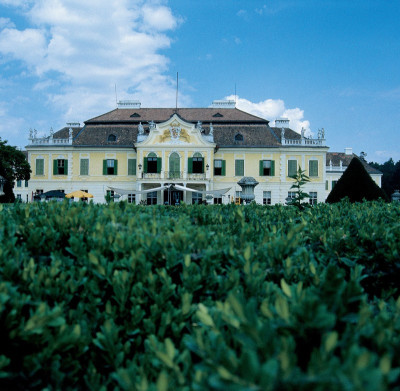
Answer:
xmin=235 ymin=191 xmax=243 ymax=204
xmin=213 ymin=113 xmax=223 ymax=118
xmin=234 ymin=133 xmax=243 ymax=143
xmin=213 ymin=197 xmax=222 ymax=204
xmin=25 ymin=180 xmax=28 ymax=187
xmin=235 ymin=160 xmax=244 ymax=176
xmin=80 ymin=159 xmax=89 ymax=176
xmin=53 ymin=159 xmax=68 ymax=175
xmin=147 ymin=191 xmax=157 ymax=205
xmin=107 ymin=134 xmax=117 ymax=142
xmin=103 ymin=159 xmax=118 ymax=175
xmin=287 ymin=191 xmax=296 ymax=201
xmin=36 ymin=158 xmax=44 ymax=176
xmin=259 ymin=160 xmax=275 ymax=176
xmin=128 ymin=159 xmax=137 ymax=175
xmin=17 ymin=180 xmax=22 ymax=187
xmin=189 ymin=152 xmax=204 ymax=174
xmin=169 ymin=153 xmax=180 ymax=178
xmin=128 ymin=194 xmax=136 ymax=204
xmin=332 ymin=180 xmax=338 ymax=188
xmin=106 ymin=190 xmax=115 ymax=201
xmin=263 ymin=191 xmax=272 ymax=205
xmin=192 ymin=192 xmax=202 ymax=204
xmin=288 ymin=160 xmax=297 ymax=177
xmin=130 ymin=113 xmax=141 ymax=117
xmin=36 ymin=189 xmax=44 ymax=195
xmin=214 ymin=159 xmax=226 ymax=176
xmin=325 ymin=180 xmax=329 ymax=191
xmin=309 ymin=160 xmax=318 ymax=177
xmin=144 ymin=153 xmax=161 ymax=174
xmin=309 ymin=192 xmax=317 ymax=205
xmin=16 ymin=194 xmax=22 ymax=201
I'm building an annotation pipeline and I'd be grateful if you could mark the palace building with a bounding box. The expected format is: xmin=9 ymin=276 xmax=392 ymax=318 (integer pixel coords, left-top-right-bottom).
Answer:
xmin=16 ymin=100 xmax=382 ymax=204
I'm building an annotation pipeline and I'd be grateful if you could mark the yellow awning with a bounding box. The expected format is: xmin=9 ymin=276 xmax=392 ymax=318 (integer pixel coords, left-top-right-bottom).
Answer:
xmin=65 ymin=190 xmax=94 ymax=198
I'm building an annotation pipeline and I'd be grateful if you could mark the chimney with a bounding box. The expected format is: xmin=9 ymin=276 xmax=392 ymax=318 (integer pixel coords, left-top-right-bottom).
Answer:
xmin=275 ymin=118 xmax=289 ymax=128
xmin=344 ymin=147 xmax=353 ymax=155
xmin=117 ymin=100 xmax=141 ymax=109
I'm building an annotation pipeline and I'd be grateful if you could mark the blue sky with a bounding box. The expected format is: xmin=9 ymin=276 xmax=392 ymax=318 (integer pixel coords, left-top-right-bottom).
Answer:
xmin=0 ymin=0 xmax=399 ymax=163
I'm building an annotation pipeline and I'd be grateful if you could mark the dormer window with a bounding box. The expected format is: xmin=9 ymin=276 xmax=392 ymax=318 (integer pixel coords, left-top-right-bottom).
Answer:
xmin=108 ymin=134 xmax=117 ymax=142
xmin=130 ymin=113 xmax=141 ymax=118
xmin=213 ymin=113 xmax=223 ymax=118
xmin=234 ymin=133 xmax=244 ymax=143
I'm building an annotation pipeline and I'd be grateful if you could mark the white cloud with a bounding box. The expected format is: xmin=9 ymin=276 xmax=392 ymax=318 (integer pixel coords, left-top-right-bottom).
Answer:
xmin=0 ymin=17 xmax=15 ymax=29
xmin=0 ymin=0 xmax=186 ymax=127
xmin=225 ymin=95 xmax=311 ymax=135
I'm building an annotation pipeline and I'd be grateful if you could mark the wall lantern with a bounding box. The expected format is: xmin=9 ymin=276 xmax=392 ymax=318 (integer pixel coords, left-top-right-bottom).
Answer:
xmin=206 ymin=164 xmax=209 ymax=171
xmin=138 ymin=164 xmax=142 ymax=170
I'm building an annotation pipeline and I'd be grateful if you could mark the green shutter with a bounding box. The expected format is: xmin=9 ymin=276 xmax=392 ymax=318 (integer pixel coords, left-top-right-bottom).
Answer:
xmin=144 ymin=158 xmax=148 ymax=173
xmin=64 ymin=159 xmax=68 ymax=175
xmin=288 ymin=160 xmax=297 ymax=177
xmin=53 ymin=160 xmax=58 ymax=175
xmin=114 ymin=160 xmax=118 ymax=175
xmin=271 ymin=160 xmax=275 ymax=176
xmin=325 ymin=180 xmax=328 ymax=190
xmin=201 ymin=159 xmax=204 ymax=173
xmin=36 ymin=159 xmax=44 ymax=175
xmin=156 ymin=157 xmax=162 ymax=173
xmin=259 ymin=160 xmax=263 ymax=176
xmin=128 ymin=159 xmax=136 ymax=175
xmin=103 ymin=160 xmax=107 ymax=175
xmin=235 ymin=160 xmax=244 ymax=176
xmin=221 ymin=160 xmax=226 ymax=176
xmin=80 ymin=159 xmax=89 ymax=175
xmin=188 ymin=158 xmax=193 ymax=174
xmin=309 ymin=160 xmax=318 ymax=177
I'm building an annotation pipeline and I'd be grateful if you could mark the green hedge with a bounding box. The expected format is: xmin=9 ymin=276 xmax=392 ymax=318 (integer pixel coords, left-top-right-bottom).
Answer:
xmin=0 ymin=201 xmax=400 ymax=390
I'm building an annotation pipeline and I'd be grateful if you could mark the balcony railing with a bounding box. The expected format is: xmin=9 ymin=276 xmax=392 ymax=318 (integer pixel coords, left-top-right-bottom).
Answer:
xmin=29 ymin=137 xmax=72 ymax=146
xmin=187 ymin=173 xmax=206 ymax=180
xmin=282 ymin=138 xmax=326 ymax=146
xmin=139 ymin=171 xmax=207 ymax=180
xmin=142 ymin=173 xmax=162 ymax=179
xmin=166 ymin=171 xmax=183 ymax=179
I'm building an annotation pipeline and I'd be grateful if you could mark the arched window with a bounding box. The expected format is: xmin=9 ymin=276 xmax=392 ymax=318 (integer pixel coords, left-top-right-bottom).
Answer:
xmin=192 ymin=152 xmax=204 ymax=173
xmin=169 ymin=152 xmax=180 ymax=179
xmin=108 ymin=134 xmax=117 ymax=142
xmin=234 ymin=133 xmax=243 ymax=142
xmin=146 ymin=152 xmax=158 ymax=173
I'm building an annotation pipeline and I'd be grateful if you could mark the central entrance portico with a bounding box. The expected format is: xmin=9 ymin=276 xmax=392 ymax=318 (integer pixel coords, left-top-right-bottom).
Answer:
xmin=163 ymin=187 xmax=184 ymax=205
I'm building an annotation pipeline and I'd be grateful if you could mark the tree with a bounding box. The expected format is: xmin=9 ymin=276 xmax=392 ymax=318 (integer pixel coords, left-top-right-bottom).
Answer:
xmin=286 ymin=166 xmax=310 ymax=210
xmin=369 ymin=158 xmax=400 ymax=198
xmin=0 ymin=138 xmax=31 ymax=203
xmin=326 ymin=157 xmax=388 ymax=203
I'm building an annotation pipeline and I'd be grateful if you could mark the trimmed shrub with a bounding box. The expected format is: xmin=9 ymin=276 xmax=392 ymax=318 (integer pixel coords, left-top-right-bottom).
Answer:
xmin=326 ymin=157 xmax=388 ymax=203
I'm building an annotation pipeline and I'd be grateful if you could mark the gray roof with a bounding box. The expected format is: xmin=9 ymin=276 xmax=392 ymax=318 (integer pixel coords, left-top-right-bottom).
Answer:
xmin=73 ymin=125 xmax=136 ymax=147
xmin=326 ymin=153 xmax=382 ymax=174
xmin=47 ymin=107 xmax=322 ymax=149
xmin=53 ymin=126 xmax=81 ymax=139
xmin=86 ymin=107 xmax=269 ymax=124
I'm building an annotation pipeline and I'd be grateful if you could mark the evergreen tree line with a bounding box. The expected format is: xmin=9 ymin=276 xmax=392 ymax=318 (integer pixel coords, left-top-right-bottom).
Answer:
xmin=369 ymin=158 xmax=400 ymax=198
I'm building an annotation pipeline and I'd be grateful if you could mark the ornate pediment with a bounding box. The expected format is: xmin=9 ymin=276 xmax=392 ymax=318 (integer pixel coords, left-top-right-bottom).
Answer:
xmin=159 ymin=120 xmax=190 ymax=144
xmin=135 ymin=113 xmax=215 ymax=147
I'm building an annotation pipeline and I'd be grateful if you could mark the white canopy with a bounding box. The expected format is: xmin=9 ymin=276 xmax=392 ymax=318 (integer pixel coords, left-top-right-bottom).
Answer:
xmin=172 ymin=184 xmax=231 ymax=196
xmin=108 ymin=184 xmax=232 ymax=197
xmin=108 ymin=185 xmax=170 ymax=195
